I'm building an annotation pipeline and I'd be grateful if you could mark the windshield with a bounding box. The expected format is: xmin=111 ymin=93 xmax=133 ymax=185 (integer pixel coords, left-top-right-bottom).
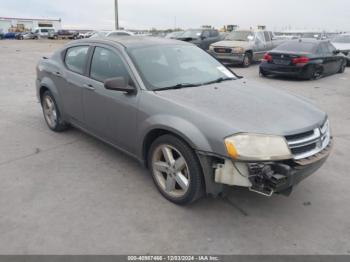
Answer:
xmin=128 ymin=45 xmax=237 ymax=91
xmin=181 ymin=30 xmax=202 ymax=39
xmin=333 ymin=36 xmax=350 ymax=43
xmin=225 ymin=31 xmax=254 ymax=41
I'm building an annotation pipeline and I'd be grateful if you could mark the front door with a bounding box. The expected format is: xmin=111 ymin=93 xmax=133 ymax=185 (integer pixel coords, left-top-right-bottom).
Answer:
xmin=82 ymin=46 xmax=140 ymax=154
xmin=254 ymin=31 xmax=267 ymax=60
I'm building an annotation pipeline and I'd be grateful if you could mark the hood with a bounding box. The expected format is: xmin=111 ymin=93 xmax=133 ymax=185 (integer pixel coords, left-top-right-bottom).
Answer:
xmin=155 ymin=79 xmax=326 ymax=136
xmin=331 ymin=42 xmax=350 ymax=52
xmin=211 ymin=40 xmax=251 ymax=49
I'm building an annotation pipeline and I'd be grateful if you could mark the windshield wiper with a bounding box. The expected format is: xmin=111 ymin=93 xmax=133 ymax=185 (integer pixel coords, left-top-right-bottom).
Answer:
xmin=153 ymin=83 xmax=201 ymax=91
xmin=201 ymin=77 xmax=235 ymax=86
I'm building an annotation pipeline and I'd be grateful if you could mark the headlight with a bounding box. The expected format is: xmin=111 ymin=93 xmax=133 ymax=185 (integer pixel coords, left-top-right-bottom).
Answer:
xmin=224 ymin=133 xmax=292 ymax=161
xmin=209 ymin=45 xmax=214 ymax=51
xmin=232 ymin=47 xmax=244 ymax=53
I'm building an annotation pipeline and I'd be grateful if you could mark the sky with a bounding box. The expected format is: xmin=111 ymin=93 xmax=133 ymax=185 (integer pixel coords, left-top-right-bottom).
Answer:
xmin=1 ymin=0 xmax=349 ymax=31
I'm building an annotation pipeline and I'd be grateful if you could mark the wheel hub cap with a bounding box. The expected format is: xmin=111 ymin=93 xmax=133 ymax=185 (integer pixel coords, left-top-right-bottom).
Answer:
xmin=152 ymin=145 xmax=190 ymax=198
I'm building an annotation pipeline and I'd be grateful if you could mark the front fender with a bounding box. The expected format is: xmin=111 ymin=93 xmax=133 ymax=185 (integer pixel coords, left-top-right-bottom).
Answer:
xmin=137 ymin=114 xmax=213 ymax=159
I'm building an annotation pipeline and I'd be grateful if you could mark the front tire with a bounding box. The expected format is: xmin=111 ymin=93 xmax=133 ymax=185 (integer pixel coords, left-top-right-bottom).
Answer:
xmin=338 ymin=60 xmax=346 ymax=73
xmin=41 ymin=90 xmax=69 ymax=132
xmin=148 ymin=135 xmax=204 ymax=205
xmin=242 ymin=52 xmax=252 ymax=68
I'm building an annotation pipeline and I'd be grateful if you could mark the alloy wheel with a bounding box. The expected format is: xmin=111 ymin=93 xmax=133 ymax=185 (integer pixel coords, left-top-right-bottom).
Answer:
xmin=43 ymin=95 xmax=57 ymax=128
xmin=151 ymin=144 xmax=190 ymax=198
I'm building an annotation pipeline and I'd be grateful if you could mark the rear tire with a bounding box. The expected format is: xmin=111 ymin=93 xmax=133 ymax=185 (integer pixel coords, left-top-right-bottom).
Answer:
xmin=259 ymin=67 xmax=268 ymax=77
xmin=148 ymin=135 xmax=204 ymax=205
xmin=41 ymin=90 xmax=69 ymax=132
xmin=305 ymin=66 xmax=323 ymax=80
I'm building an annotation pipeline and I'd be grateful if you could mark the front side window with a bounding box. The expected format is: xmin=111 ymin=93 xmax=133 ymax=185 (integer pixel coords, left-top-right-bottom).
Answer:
xmin=202 ymin=31 xmax=210 ymax=38
xmin=90 ymin=47 xmax=130 ymax=83
xmin=128 ymin=45 xmax=237 ymax=91
xmin=65 ymin=46 xmax=89 ymax=74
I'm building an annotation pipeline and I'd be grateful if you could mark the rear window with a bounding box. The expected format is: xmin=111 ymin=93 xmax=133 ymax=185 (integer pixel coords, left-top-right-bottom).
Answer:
xmin=274 ymin=41 xmax=317 ymax=53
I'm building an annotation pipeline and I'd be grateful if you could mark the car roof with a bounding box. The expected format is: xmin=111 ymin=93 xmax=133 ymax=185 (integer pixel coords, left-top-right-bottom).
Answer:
xmin=73 ymin=36 xmax=193 ymax=49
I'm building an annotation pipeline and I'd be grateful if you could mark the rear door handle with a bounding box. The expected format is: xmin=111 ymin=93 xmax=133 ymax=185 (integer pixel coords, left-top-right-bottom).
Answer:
xmin=83 ymin=84 xmax=96 ymax=91
xmin=53 ymin=71 xmax=62 ymax=77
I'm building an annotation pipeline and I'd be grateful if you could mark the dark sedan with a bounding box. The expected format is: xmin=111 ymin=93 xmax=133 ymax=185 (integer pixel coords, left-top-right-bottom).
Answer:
xmin=260 ymin=39 xmax=346 ymax=80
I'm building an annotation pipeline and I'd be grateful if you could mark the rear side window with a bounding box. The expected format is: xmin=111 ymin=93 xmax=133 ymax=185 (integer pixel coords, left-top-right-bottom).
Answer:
xmin=65 ymin=46 xmax=89 ymax=74
xmin=90 ymin=47 xmax=131 ymax=83
xmin=326 ymin=43 xmax=336 ymax=53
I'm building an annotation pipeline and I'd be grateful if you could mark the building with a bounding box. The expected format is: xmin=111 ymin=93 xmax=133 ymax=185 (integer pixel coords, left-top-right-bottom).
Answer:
xmin=0 ymin=17 xmax=62 ymax=33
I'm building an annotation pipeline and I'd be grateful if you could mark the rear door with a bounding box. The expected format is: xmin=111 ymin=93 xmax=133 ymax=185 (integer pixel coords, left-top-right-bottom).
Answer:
xmin=82 ymin=45 xmax=140 ymax=153
xmin=60 ymin=45 xmax=91 ymax=123
xmin=319 ymin=42 xmax=336 ymax=74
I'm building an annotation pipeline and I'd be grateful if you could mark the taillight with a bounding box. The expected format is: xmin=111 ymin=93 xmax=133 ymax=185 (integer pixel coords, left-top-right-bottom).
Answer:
xmin=292 ymin=56 xmax=310 ymax=65
xmin=263 ymin=53 xmax=273 ymax=62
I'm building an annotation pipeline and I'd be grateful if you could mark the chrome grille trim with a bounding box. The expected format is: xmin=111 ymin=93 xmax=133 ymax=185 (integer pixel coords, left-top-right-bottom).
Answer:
xmin=287 ymin=120 xmax=331 ymax=160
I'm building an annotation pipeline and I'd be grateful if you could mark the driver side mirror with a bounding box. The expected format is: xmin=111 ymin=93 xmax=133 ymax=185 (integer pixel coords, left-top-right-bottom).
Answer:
xmin=333 ymin=50 xmax=340 ymax=55
xmin=104 ymin=77 xmax=135 ymax=94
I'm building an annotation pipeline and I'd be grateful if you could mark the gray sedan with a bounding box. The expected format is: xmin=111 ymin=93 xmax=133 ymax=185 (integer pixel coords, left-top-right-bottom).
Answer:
xmin=36 ymin=37 xmax=332 ymax=205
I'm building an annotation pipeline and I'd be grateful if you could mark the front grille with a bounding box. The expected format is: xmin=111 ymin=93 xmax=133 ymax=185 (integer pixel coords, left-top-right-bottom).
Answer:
xmin=286 ymin=120 xmax=331 ymax=160
xmin=214 ymin=47 xmax=232 ymax=54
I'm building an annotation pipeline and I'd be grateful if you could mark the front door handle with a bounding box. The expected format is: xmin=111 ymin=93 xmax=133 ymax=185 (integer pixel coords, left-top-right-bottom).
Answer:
xmin=83 ymin=84 xmax=95 ymax=91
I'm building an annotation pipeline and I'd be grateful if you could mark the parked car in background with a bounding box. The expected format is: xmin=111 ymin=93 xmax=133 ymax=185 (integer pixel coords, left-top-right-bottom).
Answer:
xmin=80 ymin=31 xmax=94 ymax=38
xmin=49 ymin=30 xmax=80 ymax=40
xmin=260 ymin=39 xmax=347 ymax=80
xmin=106 ymin=30 xmax=135 ymax=37
xmin=36 ymin=37 xmax=332 ymax=205
xmin=209 ymin=29 xmax=284 ymax=67
xmin=34 ymin=28 xmax=55 ymax=39
xmin=331 ymin=34 xmax=350 ymax=65
xmin=90 ymin=31 xmax=111 ymax=38
xmin=3 ymin=32 xmax=18 ymax=40
xmin=165 ymin=31 xmax=184 ymax=39
xmin=177 ymin=29 xmax=222 ymax=50
xmin=16 ymin=32 xmax=38 ymax=40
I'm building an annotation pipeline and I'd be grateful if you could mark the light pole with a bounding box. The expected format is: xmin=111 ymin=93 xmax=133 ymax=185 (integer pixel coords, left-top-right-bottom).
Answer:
xmin=115 ymin=0 xmax=119 ymax=30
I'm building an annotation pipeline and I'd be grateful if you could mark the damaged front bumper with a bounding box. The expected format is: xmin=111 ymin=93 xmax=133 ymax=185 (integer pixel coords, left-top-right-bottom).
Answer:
xmin=213 ymin=139 xmax=332 ymax=197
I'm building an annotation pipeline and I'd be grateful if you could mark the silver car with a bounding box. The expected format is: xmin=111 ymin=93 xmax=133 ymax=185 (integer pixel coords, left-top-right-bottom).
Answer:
xmin=36 ymin=37 xmax=332 ymax=205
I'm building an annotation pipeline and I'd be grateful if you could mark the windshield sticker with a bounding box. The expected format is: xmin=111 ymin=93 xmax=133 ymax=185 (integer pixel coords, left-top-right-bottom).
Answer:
xmin=217 ymin=66 xmax=235 ymax=78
